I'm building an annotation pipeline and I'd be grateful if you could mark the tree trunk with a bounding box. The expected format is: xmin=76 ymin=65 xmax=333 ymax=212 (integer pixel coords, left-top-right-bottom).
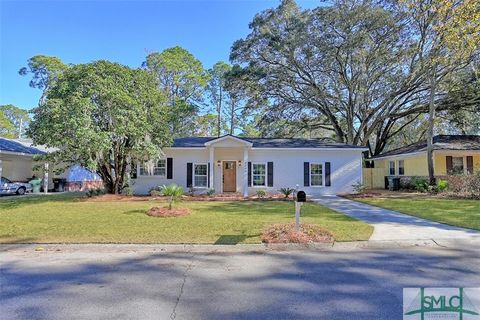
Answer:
xmin=427 ymin=70 xmax=436 ymax=186
xmin=217 ymin=87 xmax=222 ymax=137
xmin=229 ymin=100 xmax=235 ymax=135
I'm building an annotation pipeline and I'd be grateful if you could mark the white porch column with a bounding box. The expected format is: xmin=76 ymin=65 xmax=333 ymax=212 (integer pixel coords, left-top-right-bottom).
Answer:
xmin=209 ymin=147 xmax=214 ymax=190
xmin=43 ymin=162 xmax=49 ymax=194
xmin=0 ymin=159 xmax=3 ymax=180
xmin=243 ymin=148 xmax=249 ymax=198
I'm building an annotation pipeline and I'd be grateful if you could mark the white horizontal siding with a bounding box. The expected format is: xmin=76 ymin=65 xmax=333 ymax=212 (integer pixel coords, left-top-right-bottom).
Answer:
xmin=132 ymin=148 xmax=363 ymax=196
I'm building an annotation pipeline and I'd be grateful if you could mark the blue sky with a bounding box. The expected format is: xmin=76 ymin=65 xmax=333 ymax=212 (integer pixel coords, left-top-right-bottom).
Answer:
xmin=0 ymin=0 xmax=319 ymax=110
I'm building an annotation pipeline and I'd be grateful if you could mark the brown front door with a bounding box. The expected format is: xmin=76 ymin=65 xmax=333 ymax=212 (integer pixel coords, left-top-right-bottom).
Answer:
xmin=223 ymin=161 xmax=236 ymax=192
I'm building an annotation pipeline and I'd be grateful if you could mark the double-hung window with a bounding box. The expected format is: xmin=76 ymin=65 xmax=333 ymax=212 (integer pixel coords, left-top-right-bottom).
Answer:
xmin=139 ymin=159 xmax=166 ymax=176
xmin=389 ymin=161 xmax=395 ymax=175
xmin=310 ymin=163 xmax=323 ymax=186
xmin=398 ymin=160 xmax=405 ymax=176
xmin=252 ymin=163 xmax=266 ymax=186
xmin=194 ymin=164 xmax=208 ymax=188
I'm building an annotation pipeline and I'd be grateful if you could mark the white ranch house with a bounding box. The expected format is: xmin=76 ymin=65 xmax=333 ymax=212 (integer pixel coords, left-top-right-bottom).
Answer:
xmin=133 ymin=135 xmax=367 ymax=196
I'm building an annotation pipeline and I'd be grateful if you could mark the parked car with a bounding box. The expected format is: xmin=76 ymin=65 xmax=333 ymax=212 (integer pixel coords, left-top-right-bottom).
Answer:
xmin=0 ymin=177 xmax=33 ymax=195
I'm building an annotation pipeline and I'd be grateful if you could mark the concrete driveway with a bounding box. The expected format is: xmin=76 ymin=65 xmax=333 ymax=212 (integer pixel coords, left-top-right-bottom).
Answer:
xmin=1 ymin=244 xmax=479 ymax=320
xmin=313 ymin=196 xmax=480 ymax=241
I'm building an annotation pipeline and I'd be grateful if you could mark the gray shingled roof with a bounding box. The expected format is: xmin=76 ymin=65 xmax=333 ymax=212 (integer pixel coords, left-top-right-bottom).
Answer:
xmin=0 ymin=138 xmax=45 ymax=155
xmin=372 ymin=135 xmax=480 ymax=158
xmin=171 ymin=135 xmax=365 ymax=149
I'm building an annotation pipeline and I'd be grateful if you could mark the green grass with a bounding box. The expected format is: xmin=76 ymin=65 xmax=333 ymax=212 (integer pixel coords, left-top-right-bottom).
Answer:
xmin=0 ymin=194 xmax=373 ymax=244
xmin=356 ymin=197 xmax=480 ymax=230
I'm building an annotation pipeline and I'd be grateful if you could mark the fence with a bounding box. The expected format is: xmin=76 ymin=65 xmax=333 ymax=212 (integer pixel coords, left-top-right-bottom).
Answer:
xmin=363 ymin=168 xmax=385 ymax=189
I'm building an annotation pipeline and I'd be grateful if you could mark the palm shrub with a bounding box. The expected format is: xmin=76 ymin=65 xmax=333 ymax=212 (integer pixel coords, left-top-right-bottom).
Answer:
xmin=160 ymin=184 xmax=184 ymax=210
xmin=278 ymin=187 xmax=295 ymax=198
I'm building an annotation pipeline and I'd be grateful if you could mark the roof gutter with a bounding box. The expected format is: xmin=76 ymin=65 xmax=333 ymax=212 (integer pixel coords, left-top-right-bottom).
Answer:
xmin=0 ymin=150 xmax=39 ymax=157
xmin=164 ymin=147 xmax=368 ymax=151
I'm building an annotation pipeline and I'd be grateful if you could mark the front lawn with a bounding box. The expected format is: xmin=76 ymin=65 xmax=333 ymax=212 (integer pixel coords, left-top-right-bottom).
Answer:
xmin=0 ymin=194 xmax=373 ymax=244
xmin=355 ymin=197 xmax=480 ymax=230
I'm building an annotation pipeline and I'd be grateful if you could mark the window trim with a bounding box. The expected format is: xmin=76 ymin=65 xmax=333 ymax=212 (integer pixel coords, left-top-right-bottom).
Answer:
xmin=138 ymin=159 xmax=166 ymax=177
xmin=193 ymin=163 xmax=208 ymax=188
xmin=251 ymin=162 xmax=267 ymax=187
xmin=398 ymin=160 xmax=405 ymax=176
xmin=389 ymin=160 xmax=396 ymax=176
xmin=310 ymin=162 xmax=325 ymax=187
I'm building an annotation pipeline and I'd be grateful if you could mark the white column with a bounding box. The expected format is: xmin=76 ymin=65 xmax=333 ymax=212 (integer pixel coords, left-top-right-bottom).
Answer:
xmin=0 ymin=159 xmax=3 ymax=180
xmin=209 ymin=147 xmax=214 ymax=191
xmin=243 ymin=148 xmax=249 ymax=198
xmin=44 ymin=162 xmax=49 ymax=194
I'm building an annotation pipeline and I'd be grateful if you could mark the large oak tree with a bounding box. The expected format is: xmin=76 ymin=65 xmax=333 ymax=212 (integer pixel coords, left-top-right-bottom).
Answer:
xmin=230 ymin=0 xmax=479 ymax=155
xmin=28 ymin=60 xmax=171 ymax=194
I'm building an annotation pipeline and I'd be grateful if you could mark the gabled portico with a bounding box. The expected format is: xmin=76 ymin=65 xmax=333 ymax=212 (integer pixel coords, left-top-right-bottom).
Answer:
xmin=205 ymin=135 xmax=252 ymax=197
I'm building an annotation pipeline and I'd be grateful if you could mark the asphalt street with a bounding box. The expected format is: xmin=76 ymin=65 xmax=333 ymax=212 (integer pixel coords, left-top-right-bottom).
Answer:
xmin=1 ymin=244 xmax=479 ymax=320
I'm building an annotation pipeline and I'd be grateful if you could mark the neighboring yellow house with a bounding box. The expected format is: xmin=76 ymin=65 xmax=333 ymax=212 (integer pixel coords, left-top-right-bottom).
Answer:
xmin=364 ymin=135 xmax=480 ymax=189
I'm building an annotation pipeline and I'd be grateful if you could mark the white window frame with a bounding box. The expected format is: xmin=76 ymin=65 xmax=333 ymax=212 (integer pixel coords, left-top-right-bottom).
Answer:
xmin=389 ymin=161 xmax=396 ymax=176
xmin=310 ymin=162 xmax=325 ymax=187
xmin=251 ymin=162 xmax=267 ymax=187
xmin=451 ymin=156 xmax=465 ymax=175
xmin=398 ymin=160 xmax=405 ymax=176
xmin=193 ymin=163 xmax=208 ymax=188
xmin=139 ymin=159 xmax=166 ymax=177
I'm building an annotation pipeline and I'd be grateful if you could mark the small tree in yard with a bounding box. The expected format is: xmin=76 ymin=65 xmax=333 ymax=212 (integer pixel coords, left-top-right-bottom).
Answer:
xmin=28 ymin=60 xmax=172 ymax=194
xmin=160 ymin=184 xmax=184 ymax=210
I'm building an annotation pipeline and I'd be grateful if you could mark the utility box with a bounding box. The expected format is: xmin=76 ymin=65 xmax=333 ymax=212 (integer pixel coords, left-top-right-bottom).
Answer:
xmin=296 ymin=190 xmax=306 ymax=202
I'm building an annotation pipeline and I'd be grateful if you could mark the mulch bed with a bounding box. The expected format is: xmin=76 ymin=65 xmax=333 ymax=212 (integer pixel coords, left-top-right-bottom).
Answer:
xmin=341 ymin=192 xmax=383 ymax=199
xmin=262 ymin=223 xmax=334 ymax=244
xmin=146 ymin=206 xmax=191 ymax=217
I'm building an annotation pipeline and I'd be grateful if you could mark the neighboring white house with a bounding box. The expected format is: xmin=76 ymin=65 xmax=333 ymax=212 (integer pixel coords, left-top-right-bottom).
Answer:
xmin=133 ymin=135 xmax=367 ymax=196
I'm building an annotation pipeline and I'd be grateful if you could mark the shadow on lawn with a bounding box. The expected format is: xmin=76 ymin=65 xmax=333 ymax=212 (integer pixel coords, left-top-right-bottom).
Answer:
xmin=0 ymin=235 xmax=38 ymax=249
xmin=214 ymin=234 xmax=261 ymax=245
xmin=0 ymin=192 xmax=83 ymax=210
xmin=1 ymin=246 xmax=479 ymax=319
xmin=200 ymin=201 xmax=359 ymax=222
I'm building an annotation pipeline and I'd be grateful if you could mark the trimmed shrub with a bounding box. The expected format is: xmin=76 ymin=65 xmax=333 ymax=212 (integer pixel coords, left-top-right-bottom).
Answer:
xmin=436 ymin=179 xmax=448 ymax=192
xmin=351 ymin=181 xmax=367 ymax=193
xmin=412 ymin=178 xmax=430 ymax=192
xmin=149 ymin=188 xmax=162 ymax=196
xmin=86 ymin=188 xmax=106 ymax=197
xmin=256 ymin=189 xmax=266 ymax=198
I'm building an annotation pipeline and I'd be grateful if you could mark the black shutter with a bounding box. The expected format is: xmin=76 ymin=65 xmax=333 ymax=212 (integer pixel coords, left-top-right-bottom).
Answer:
xmin=467 ymin=156 xmax=474 ymax=174
xmin=248 ymin=162 xmax=252 ymax=187
xmin=187 ymin=163 xmax=193 ymax=187
xmin=166 ymin=158 xmax=173 ymax=179
xmin=446 ymin=156 xmax=453 ymax=174
xmin=267 ymin=162 xmax=274 ymax=187
xmin=304 ymin=162 xmax=310 ymax=186
xmin=325 ymin=162 xmax=331 ymax=187
xmin=207 ymin=163 xmax=210 ymax=188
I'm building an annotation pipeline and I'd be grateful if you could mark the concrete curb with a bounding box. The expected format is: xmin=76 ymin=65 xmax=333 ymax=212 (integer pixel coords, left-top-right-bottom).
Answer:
xmin=2 ymin=238 xmax=478 ymax=253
